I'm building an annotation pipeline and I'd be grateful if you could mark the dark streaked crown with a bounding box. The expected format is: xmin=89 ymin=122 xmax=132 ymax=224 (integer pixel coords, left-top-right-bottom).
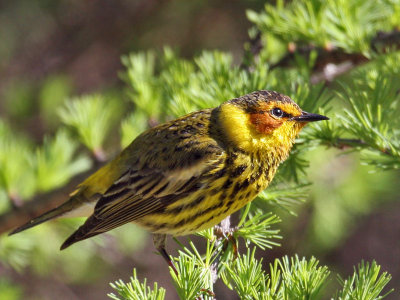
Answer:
xmin=228 ymin=90 xmax=299 ymax=113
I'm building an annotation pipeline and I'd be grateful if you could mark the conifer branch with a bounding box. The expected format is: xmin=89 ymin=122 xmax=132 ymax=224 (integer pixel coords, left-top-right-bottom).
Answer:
xmin=329 ymin=138 xmax=394 ymax=156
xmin=109 ymin=269 xmax=166 ymax=300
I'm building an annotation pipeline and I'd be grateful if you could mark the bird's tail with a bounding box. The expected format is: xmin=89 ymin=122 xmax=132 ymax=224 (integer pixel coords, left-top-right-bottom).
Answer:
xmin=60 ymin=218 xmax=100 ymax=250
xmin=8 ymin=196 xmax=82 ymax=236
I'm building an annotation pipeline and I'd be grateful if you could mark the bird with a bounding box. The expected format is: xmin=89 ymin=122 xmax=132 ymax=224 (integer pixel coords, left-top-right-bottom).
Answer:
xmin=9 ymin=90 xmax=328 ymax=271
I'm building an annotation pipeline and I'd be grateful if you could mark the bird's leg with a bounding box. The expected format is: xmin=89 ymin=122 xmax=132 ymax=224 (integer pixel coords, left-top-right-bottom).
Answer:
xmin=214 ymin=216 xmax=238 ymax=259
xmin=152 ymin=233 xmax=178 ymax=275
xmin=159 ymin=247 xmax=178 ymax=276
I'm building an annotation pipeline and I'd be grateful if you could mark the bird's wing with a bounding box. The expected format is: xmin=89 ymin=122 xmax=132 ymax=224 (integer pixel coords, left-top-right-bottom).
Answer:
xmin=92 ymin=159 xmax=217 ymax=228
xmin=61 ymin=110 xmax=225 ymax=249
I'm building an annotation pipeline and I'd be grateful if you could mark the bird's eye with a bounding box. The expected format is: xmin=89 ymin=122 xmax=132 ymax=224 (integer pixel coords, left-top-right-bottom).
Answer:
xmin=271 ymin=107 xmax=284 ymax=118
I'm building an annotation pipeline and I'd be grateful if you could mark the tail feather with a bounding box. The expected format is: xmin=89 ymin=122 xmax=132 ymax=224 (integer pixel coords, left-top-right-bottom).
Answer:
xmin=60 ymin=216 xmax=102 ymax=250
xmin=8 ymin=198 xmax=78 ymax=236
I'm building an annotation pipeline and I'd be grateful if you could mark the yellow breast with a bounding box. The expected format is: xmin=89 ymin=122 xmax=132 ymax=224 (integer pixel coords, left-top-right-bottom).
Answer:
xmin=136 ymin=151 xmax=278 ymax=236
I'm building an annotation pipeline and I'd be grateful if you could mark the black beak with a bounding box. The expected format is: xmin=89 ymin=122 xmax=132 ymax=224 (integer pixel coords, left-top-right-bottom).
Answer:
xmin=291 ymin=111 xmax=329 ymax=122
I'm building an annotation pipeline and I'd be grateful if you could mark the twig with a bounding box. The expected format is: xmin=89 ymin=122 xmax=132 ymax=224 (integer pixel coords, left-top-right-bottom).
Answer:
xmin=329 ymin=138 xmax=393 ymax=156
xmin=332 ymin=138 xmax=367 ymax=149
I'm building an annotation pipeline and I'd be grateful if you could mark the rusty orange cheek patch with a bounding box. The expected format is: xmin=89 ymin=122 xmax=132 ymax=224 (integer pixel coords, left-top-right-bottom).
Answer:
xmin=250 ymin=113 xmax=283 ymax=134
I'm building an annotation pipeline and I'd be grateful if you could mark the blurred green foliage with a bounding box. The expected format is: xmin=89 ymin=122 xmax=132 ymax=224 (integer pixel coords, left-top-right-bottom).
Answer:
xmin=39 ymin=75 xmax=73 ymax=127
xmin=58 ymin=94 xmax=124 ymax=159
xmin=0 ymin=279 xmax=21 ymax=300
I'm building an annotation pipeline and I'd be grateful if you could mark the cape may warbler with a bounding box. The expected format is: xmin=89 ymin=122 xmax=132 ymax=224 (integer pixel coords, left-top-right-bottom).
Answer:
xmin=10 ymin=90 xmax=328 ymax=269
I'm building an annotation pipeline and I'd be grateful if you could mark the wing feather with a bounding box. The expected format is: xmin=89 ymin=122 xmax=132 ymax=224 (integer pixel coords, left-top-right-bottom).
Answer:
xmin=60 ymin=110 xmax=225 ymax=249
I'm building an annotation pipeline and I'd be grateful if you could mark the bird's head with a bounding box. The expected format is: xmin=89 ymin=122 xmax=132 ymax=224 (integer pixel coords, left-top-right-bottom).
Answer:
xmin=218 ymin=90 xmax=328 ymax=159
